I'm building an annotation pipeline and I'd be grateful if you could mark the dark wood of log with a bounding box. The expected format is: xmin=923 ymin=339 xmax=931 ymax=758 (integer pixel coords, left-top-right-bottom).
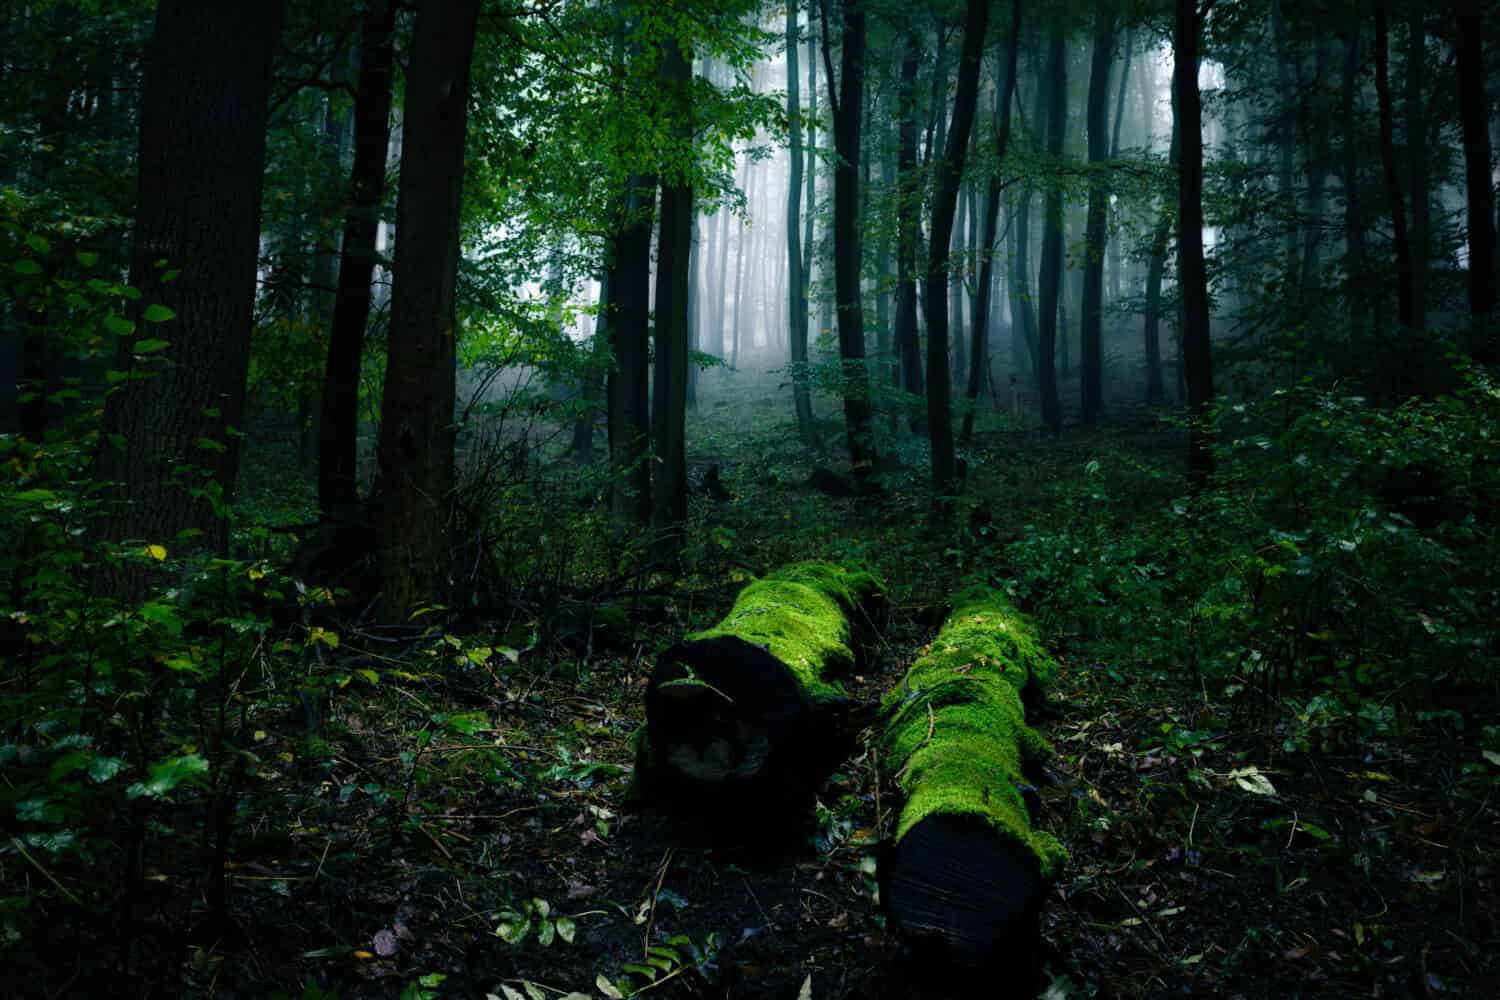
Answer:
xmin=881 ymin=812 xmax=1042 ymax=968
xmin=638 ymin=561 xmax=884 ymax=814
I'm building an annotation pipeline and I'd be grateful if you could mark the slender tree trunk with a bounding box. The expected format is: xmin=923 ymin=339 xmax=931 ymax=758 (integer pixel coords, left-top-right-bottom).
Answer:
xmin=1107 ymin=30 xmax=1133 ymax=305
xmin=959 ymin=0 xmax=1021 ymax=479
xmin=318 ymin=0 xmax=395 ymax=516
xmin=786 ymin=1 xmax=816 ymax=447
xmin=875 ymin=142 xmax=896 ymax=390
xmin=1405 ymin=14 xmax=1427 ymax=328
xmin=1455 ymin=0 xmax=1496 ymax=364
xmin=651 ymin=36 xmax=693 ymax=556
xmin=732 ymin=158 xmax=754 ymax=368
xmin=1300 ymin=40 xmax=1334 ymax=291
xmin=1037 ymin=27 xmax=1066 ymax=434
xmin=97 ymin=1 xmax=283 ymax=588
xmin=1081 ymin=9 xmax=1116 ymax=427
xmin=1175 ymin=0 xmax=1214 ymax=485
xmin=1271 ymin=0 xmax=1299 ymax=287
xmin=377 ymin=0 xmax=480 ymax=621
xmin=895 ymin=30 xmax=924 ymax=425
xmin=1373 ymin=1 xmax=1416 ymax=333
xmin=805 ymin=32 xmax=818 ymax=338
xmin=827 ymin=0 xmax=876 ymax=480
xmin=1341 ymin=24 xmax=1368 ymax=337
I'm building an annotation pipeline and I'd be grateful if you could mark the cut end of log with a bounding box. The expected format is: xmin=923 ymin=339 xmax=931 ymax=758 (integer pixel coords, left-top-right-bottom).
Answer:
xmin=644 ymin=635 xmax=811 ymax=797
xmin=883 ymin=812 xmax=1042 ymax=967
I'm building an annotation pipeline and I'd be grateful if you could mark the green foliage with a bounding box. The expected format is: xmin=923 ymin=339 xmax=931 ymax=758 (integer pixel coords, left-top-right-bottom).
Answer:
xmin=1001 ymin=374 xmax=1500 ymax=732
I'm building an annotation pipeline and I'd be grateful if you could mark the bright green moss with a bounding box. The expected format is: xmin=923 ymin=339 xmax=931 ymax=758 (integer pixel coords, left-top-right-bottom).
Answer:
xmin=686 ymin=561 xmax=885 ymax=705
xmin=880 ymin=586 xmax=1066 ymax=879
xmin=908 ymin=586 xmax=1057 ymax=697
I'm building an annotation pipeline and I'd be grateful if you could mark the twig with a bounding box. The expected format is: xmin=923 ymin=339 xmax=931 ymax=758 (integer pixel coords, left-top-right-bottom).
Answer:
xmin=642 ymin=848 xmax=674 ymax=956
xmin=10 ymin=837 xmax=82 ymax=906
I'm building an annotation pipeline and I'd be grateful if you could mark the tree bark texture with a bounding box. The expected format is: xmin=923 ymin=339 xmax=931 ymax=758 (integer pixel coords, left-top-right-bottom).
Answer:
xmin=651 ymin=35 xmax=694 ymax=556
xmin=895 ymin=31 xmax=925 ymax=425
xmin=318 ymin=0 xmax=396 ymax=516
xmin=1373 ymin=1 xmax=1416 ymax=333
xmin=377 ymin=0 xmax=481 ymax=621
xmin=1037 ymin=28 xmax=1067 ymax=434
xmin=1080 ymin=8 xmax=1116 ymax=427
xmin=829 ymin=0 xmax=876 ymax=479
xmin=924 ymin=0 xmax=989 ymax=499
xmin=786 ymin=1 xmax=816 ymax=448
xmin=606 ymin=174 xmax=656 ymax=526
xmin=1455 ymin=0 xmax=1497 ymax=362
xmin=1175 ymin=0 xmax=1214 ymax=485
xmin=959 ymin=0 xmax=1021 ymax=479
xmin=97 ymin=0 xmax=283 ymax=584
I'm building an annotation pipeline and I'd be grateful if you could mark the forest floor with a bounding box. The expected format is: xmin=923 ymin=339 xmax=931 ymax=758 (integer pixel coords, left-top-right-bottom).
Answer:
xmin=206 ymin=367 xmax=1498 ymax=1000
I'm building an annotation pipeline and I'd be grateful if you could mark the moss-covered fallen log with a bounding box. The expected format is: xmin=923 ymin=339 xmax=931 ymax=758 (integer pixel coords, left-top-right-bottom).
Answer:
xmin=638 ymin=561 xmax=885 ymax=812
xmin=878 ymin=587 xmax=1066 ymax=967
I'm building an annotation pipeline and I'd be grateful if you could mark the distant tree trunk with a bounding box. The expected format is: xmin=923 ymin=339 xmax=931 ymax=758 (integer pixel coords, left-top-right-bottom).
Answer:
xmin=959 ymin=0 xmax=1021 ymax=481
xmin=97 ymin=1 xmax=283 ymax=589
xmin=1009 ymin=63 xmax=1045 ymax=383
xmin=607 ymin=176 xmax=656 ymax=525
xmin=1373 ymin=1 xmax=1415 ymax=333
xmin=1455 ymin=0 xmax=1496 ymax=363
xmin=1142 ymin=106 xmax=1176 ymax=409
xmin=1175 ymin=0 xmax=1214 ymax=486
xmin=1405 ymin=13 xmax=1427 ymax=328
xmin=894 ymin=30 xmax=925 ymax=426
xmin=651 ymin=35 xmax=693 ymax=556
xmin=377 ymin=0 xmax=480 ymax=622
xmin=1271 ymin=0 xmax=1299 ymax=287
xmin=1080 ymin=8 xmax=1116 ymax=428
xmin=570 ymin=277 xmax=604 ymax=458
xmin=875 ymin=144 xmax=897 ymax=390
xmin=1340 ymin=24 xmax=1368 ymax=337
xmin=1299 ymin=40 xmax=1334 ymax=291
xmin=1036 ymin=26 xmax=1066 ymax=435
xmin=318 ymin=0 xmax=395 ymax=516
xmin=805 ymin=29 xmax=818 ymax=339
xmin=924 ymin=0 xmax=989 ymax=497
xmin=786 ymin=1 xmax=816 ymax=448
xmin=732 ymin=159 xmax=754 ymax=368
xmin=686 ymin=215 xmax=700 ymax=409
xmin=1107 ymin=30 xmax=1133 ymax=305
xmin=826 ymin=0 xmax=876 ymax=480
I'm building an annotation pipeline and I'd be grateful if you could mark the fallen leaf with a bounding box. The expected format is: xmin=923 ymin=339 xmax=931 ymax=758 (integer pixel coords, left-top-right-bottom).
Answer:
xmin=798 ymin=974 xmax=813 ymax=1000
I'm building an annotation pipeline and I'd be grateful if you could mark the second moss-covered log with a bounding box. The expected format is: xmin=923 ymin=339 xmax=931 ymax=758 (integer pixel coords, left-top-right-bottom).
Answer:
xmin=639 ymin=561 xmax=885 ymax=810
xmin=878 ymin=587 xmax=1066 ymax=968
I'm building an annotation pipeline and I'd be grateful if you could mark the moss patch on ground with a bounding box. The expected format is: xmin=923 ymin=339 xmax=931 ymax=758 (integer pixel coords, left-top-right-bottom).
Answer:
xmin=881 ymin=587 xmax=1067 ymax=879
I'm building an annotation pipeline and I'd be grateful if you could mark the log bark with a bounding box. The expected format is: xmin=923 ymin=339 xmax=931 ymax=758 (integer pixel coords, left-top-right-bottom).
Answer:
xmin=879 ymin=588 xmax=1065 ymax=968
xmin=639 ymin=562 xmax=885 ymax=812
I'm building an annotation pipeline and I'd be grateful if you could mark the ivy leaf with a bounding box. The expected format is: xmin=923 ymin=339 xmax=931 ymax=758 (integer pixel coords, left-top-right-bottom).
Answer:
xmin=126 ymin=753 xmax=209 ymax=799
xmin=595 ymin=975 xmax=624 ymax=999
xmin=13 ymin=258 xmax=42 ymax=275
xmin=133 ymin=338 xmax=170 ymax=354
xmin=143 ymin=304 xmax=176 ymax=323
xmin=554 ymin=915 xmax=576 ymax=944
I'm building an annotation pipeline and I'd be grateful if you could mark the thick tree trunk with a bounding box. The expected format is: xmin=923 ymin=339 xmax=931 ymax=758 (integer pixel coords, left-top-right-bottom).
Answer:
xmin=1080 ymin=9 xmax=1116 ymax=428
xmin=1037 ymin=28 xmax=1066 ymax=435
xmin=318 ymin=0 xmax=396 ymax=516
xmin=1455 ymin=0 xmax=1497 ymax=363
xmin=377 ymin=0 xmax=480 ymax=621
xmin=651 ymin=36 xmax=694 ymax=557
xmin=786 ymin=1 xmax=816 ymax=448
xmin=97 ymin=1 xmax=283 ymax=590
xmin=606 ymin=175 xmax=655 ymax=525
xmin=828 ymin=0 xmax=876 ymax=481
xmin=895 ymin=31 xmax=925 ymax=426
xmin=959 ymin=0 xmax=1021 ymax=479
xmin=1175 ymin=0 xmax=1214 ymax=486
xmin=924 ymin=0 xmax=989 ymax=499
